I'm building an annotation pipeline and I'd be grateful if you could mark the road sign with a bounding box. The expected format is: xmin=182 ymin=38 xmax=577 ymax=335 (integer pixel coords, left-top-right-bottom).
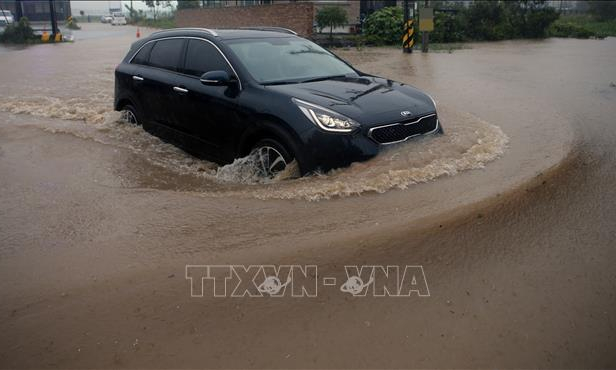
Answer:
xmin=419 ymin=7 xmax=434 ymax=32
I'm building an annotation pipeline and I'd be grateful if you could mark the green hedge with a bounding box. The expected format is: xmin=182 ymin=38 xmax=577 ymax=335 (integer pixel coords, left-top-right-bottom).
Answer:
xmin=548 ymin=21 xmax=595 ymax=38
xmin=363 ymin=6 xmax=404 ymax=45
xmin=363 ymin=2 xmax=560 ymax=45
xmin=0 ymin=17 xmax=38 ymax=44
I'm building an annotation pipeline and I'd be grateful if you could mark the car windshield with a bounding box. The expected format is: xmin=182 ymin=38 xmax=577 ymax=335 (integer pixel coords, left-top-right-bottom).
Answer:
xmin=226 ymin=37 xmax=358 ymax=85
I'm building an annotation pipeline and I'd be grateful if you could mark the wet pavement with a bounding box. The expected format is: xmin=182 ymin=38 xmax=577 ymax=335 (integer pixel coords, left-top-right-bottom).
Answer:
xmin=0 ymin=24 xmax=615 ymax=368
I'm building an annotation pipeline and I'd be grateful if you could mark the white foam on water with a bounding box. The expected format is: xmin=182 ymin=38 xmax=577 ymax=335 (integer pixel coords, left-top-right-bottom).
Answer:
xmin=0 ymin=95 xmax=508 ymax=201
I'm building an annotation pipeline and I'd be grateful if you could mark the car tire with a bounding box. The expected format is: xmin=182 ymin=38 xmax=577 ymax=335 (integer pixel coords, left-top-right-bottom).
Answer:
xmin=120 ymin=104 xmax=141 ymax=126
xmin=250 ymin=138 xmax=295 ymax=179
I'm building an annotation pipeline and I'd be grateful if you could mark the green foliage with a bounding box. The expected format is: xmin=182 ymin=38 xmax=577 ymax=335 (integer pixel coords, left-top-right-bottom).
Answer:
xmin=431 ymin=12 xmax=465 ymax=43
xmin=548 ymin=20 xmax=595 ymax=38
xmin=363 ymin=2 xmax=558 ymax=45
xmin=463 ymin=1 xmax=559 ymax=40
xmin=316 ymin=5 xmax=348 ymax=39
xmin=587 ymin=0 xmax=616 ymax=22
xmin=465 ymin=0 xmax=507 ymax=40
xmin=142 ymin=0 xmax=173 ymax=19
xmin=363 ymin=6 xmax=404 ymax=45
xmin=124 ymin=4 xmax=138 ymax=21
xmin=177 ymin=0 xmax=200 ymax=10
xmin=548 ymin=15 xmax=616 ymax=38
xmin=0 ymin=17 xmax=37 ymax=44
xmin=517 ymin=2 xmax=559 ymax=38
xmin=137 ymin=17 xmax=176 ymax=29
xmin=426 ymin=1 xmax=560 ymax=44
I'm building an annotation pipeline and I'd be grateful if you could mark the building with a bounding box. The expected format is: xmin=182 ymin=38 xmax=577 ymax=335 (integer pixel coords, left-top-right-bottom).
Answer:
xmin=0 ymin=0 xmax=71 ymax=23
xmin=191 ymin=0 xmax=405 ymax=34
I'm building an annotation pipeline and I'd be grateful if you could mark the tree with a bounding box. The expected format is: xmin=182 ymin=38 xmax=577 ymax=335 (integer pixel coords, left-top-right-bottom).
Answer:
xmin=316 ymin=5 xmax=348 ymax=41
xmin=124 ymin=4 xmax=137 ymax=21
xmin=363 ymin=6 xmax=404 ymax=45
xmin=143 ymin=0 xmax=171 ymax=19
xmin=143 ymin=0 xmax=155 ymax=18
xmin=588 ymin=1 xmax=616 ymax=21
xmin=177 ymin=0 xmax=200 ymax=10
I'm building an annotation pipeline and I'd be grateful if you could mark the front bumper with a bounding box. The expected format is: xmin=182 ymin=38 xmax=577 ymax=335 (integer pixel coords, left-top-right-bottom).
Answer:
xmin=297 ymin=114 xmax=442 ymax=173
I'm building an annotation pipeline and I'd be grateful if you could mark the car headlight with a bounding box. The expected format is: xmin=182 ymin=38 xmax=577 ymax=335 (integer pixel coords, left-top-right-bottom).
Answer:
xmin=292 ymin=98 xmax=359 ymax=133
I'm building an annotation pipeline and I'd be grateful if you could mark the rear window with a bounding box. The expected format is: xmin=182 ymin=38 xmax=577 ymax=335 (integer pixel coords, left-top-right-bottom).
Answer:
xmin=148 ymin=39 xmax=185 ymax=72
xmin=131 ymin=42 xmax=153 ymax=65
xmin=183 ymin=39 xmax=232 ymax=77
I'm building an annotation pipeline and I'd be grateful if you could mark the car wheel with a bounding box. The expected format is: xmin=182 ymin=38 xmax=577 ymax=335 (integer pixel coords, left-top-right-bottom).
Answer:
xmin=120 ymin=104 xmax=140 ymax=125
xmin=250 ymin=138 xmax=294 ymax=179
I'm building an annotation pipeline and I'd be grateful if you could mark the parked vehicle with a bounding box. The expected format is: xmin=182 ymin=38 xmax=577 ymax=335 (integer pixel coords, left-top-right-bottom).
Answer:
xmin=114 ymin=28 xmax=442 ymax=177
xmin=0 ymin=9 xmax=14 ymax=24
xmin=100 ymin=15 xmax=113 ymax=23
xmin=111 ymin=13 xmax=126 ymax=26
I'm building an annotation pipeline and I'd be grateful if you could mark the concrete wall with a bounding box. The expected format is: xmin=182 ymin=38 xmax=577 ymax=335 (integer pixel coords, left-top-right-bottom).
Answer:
xmin=175 ymin=2 xmax=315 ymax=37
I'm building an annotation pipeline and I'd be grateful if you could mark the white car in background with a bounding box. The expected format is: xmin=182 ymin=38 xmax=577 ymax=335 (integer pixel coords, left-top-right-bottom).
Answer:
xmin=100 ymin=15 xmax=113 ymax=23
xmin=1 ymin=9 xmax=14 ymax=24
xmin=111 ymin=13 xmax=127 ymax=26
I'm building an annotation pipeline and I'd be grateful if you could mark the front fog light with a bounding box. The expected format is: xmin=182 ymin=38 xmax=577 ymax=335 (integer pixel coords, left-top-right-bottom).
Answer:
xmin=293 ymin=98 xmax=359 ymax=133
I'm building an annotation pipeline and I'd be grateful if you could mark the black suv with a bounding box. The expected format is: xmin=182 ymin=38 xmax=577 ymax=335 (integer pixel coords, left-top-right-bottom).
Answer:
xmin=114 ymin=27 xmax=441 ymax=176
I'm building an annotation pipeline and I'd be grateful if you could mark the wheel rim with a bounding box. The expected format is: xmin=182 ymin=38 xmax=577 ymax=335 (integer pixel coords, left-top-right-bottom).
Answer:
xmin=253 ymin=145 xmax=288 ymax=178
xmin=121 ymin=109 xmax=138 ymax=125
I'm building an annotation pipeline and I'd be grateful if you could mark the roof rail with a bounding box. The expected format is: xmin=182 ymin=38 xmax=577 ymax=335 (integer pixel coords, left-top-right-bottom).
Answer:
xmin=151 ymin=27 xmax=219 ymax=37
xmin=240 ymin=27 xmax=298 ymax=35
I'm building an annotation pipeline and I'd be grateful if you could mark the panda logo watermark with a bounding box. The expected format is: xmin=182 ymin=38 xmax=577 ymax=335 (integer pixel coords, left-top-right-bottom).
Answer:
xmin=185 ymin=265 xmax=429 ymax=298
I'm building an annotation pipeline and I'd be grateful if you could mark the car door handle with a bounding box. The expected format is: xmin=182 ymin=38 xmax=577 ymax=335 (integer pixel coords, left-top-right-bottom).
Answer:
xmin=132 ymin=75 xmax=144 ymax=81
xmin=173 ymin=86 xmax=188 ymax=94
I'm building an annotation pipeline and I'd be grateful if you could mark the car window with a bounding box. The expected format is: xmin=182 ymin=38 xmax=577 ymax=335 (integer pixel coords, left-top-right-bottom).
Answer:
xmin=148 ymin=39 xmax=185 ymax=72
xmin=131 ymin=42 xmax=153 ymax=65
xmin=183 ymin=39 xmax=232 ymax=77
xmin=227 ymin=38 xmax=356 ymax=84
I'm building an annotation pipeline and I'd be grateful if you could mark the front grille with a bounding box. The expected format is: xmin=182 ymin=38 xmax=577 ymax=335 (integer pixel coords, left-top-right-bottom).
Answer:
xmin=369 ymin=114 xmax=438 ymax=144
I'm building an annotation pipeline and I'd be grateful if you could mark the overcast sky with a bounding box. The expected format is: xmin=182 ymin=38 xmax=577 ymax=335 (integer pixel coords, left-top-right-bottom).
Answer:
xmin=71 ymin=1 xmax=178 ymax=15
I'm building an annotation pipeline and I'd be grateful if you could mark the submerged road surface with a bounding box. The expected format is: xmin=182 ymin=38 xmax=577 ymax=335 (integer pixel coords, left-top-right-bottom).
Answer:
xmin=0 ymin=24 xmax=615 ymax=368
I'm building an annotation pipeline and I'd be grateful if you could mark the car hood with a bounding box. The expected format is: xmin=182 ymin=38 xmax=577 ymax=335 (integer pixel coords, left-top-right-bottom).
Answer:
xmin=265 ymin=76 xmax=435 ymax=125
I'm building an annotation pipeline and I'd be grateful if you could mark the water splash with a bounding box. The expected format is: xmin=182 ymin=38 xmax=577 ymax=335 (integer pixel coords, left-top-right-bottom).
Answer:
xmin=0 ymin=95 xmax=508 ymax=201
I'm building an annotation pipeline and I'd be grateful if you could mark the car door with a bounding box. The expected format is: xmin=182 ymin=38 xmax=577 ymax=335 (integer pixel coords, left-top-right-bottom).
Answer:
xmin=137 ymin=38 xmax=186 ymax=129
xmin=125 ymin=41 xmax=152 ymax=121
xmin=174 ymin=38 xmax=241 ymax=161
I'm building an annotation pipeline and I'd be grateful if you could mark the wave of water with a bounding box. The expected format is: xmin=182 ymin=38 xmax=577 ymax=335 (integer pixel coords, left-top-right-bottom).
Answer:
xmin=0 ymin=95 xmax=508 ymax=201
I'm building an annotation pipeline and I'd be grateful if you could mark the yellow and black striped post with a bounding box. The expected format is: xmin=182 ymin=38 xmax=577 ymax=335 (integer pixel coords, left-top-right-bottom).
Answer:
xmin=402 ymin=19 xmax=415 ymax=53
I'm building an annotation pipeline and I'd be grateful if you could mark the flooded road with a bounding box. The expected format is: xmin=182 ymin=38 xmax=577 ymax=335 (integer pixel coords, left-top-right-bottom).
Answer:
xmin=0 ymin=24 xmax=615 ymax=368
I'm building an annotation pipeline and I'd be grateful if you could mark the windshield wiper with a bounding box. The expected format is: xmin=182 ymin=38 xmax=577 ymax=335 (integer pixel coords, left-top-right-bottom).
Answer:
xmin=300 ymin=75 xmax=348 ymax=84
xmin=262 ymin=74 xmax=350 ymax=86
xmin=261 ymin=80 xmax=300 ymax=86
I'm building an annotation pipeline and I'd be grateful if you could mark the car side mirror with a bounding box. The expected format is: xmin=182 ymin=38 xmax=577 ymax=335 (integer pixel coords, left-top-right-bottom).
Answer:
xmin=200 ymin=70 xmax=233 ymax=86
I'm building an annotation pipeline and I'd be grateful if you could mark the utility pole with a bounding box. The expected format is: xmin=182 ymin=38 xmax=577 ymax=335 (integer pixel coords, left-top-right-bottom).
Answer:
xmin=403 ymin=0 xmax=412 ymax=53
xmin=15 ymin=0 xmax=23 ymax=21
xmin=403 ymin=0 xmax=416 ymax=53
xmin=49 ymin=0 xmax=59 ymax=39
xmin=421 ymin=0 xmax=429 ymax=53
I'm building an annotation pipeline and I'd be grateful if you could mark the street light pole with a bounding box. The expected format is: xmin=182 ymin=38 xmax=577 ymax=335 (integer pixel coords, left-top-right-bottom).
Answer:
xmin=49 ymin=0 xmax=59 ymax=39
xmin=15 ymin=0 xmax=23 ymax=21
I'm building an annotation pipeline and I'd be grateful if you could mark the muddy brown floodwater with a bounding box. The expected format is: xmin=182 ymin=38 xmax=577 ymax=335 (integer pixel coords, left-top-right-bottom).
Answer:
xmin=0 ymin=24 xmax=615 ymax=368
